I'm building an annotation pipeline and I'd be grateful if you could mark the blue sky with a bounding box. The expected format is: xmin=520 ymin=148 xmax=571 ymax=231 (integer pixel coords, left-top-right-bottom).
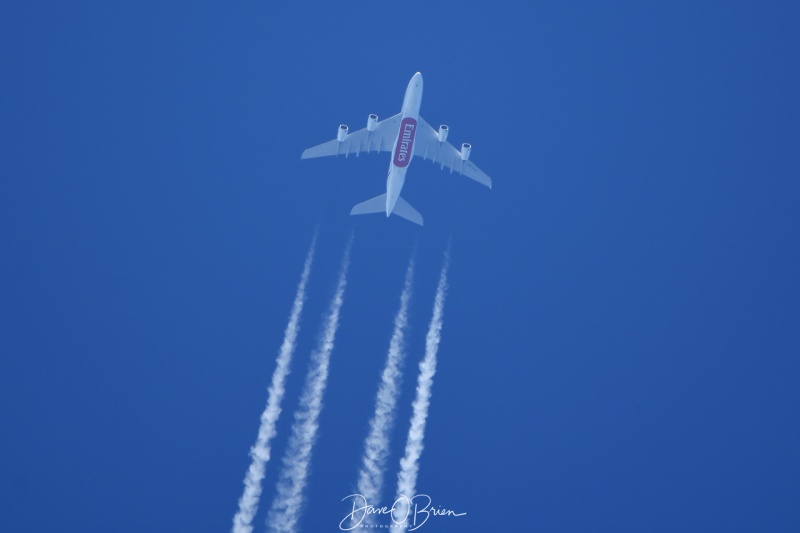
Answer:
xmin=2 ymin=2 xmax=799 ymax=531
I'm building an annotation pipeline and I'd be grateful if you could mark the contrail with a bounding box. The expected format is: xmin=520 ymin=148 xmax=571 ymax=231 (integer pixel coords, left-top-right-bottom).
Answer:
xmin=353 ymin=258 xmax=415 ymax=526
xmin=395 ymin=249 xmax=450 ymax=529
xmin=231 ymin=232 xmax=318 ymax=533
xmin=266 ymin=235 xmax=354 ymax=533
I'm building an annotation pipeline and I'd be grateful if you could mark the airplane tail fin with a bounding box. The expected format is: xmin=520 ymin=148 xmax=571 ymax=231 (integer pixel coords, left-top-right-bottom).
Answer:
xmin=349 ymin=193 xmax=423 ymax=226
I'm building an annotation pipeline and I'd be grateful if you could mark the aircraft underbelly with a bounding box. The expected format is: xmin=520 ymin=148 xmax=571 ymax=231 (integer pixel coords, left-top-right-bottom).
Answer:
xmin=386 ymin=166 xmax=407 ymax=215
xmin=386 ymin=74 xmax=422 ymax=216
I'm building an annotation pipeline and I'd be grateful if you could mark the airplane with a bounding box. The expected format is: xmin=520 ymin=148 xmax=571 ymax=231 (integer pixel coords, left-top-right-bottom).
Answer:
xmin=300 ymin=72 xmax=492 ymax=226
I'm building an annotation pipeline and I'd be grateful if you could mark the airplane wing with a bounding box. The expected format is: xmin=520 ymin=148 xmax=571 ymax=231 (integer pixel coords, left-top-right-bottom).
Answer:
xmin=413 ymin=116 xmax=493 ymax=188
xmin=301 ymin=113 xmax=402 ymax=159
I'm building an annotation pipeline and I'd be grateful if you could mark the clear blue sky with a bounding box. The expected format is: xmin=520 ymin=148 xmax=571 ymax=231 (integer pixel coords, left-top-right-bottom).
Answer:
xmin=2 ymin=2 xmax=799 ymax=531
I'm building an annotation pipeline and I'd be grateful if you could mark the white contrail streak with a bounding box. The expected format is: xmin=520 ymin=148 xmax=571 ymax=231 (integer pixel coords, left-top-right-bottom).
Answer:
xmin=232 ymin=232 xmax=318 ymax=533
xmin=395 ymin=250 xmax=450 ymax=528
xmin=354 ymin=259 xmax=415 ymax=525
xmin=266 ymin=235 xmax=353 ymax=533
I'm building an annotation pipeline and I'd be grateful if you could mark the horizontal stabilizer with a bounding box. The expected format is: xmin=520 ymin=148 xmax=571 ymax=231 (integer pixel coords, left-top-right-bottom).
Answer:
xmin=350 ymin=194 xmax=387 ymax=216
xmin=349 ymin=193 xmax=423 ymax=226
xmin=393 ymin=196 xmax=423 ymax=226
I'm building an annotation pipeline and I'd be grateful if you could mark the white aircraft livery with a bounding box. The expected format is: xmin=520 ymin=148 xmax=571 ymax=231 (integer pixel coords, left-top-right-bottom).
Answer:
xmin=301 ymin=72 xmax=492 ymax=226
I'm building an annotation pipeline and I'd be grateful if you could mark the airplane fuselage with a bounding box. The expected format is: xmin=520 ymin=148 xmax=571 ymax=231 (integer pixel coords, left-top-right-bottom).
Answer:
xmin=386 ymin=72 xmax=423 ymax=216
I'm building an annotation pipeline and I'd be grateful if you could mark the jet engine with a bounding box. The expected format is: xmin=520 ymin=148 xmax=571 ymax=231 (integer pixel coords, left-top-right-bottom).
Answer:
xmin=337 ymin=124 xmax=348 ymax=142
xmin=437 ymin=125 xmax=449 ymax=142
xmin=367 ymin=114 xmax=378 ymax=132
xmin=460 ymin=143 xmax=472 ymax=161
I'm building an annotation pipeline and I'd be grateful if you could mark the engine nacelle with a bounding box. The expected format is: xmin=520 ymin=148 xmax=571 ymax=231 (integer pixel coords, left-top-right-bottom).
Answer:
xmin=460 ymin=143 xmax=472 ymax=161
xmin=337 ymin=124 xmax=348 ymax=142
xmin=367 ymin=114 xmax=378 ymax=132
xmin=437 ymin=125 xmax=449 ymax=142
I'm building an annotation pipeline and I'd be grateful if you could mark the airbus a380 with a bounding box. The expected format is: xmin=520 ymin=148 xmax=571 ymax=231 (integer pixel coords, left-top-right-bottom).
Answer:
xmin=301 ymin=72 xmax=492 ymax=226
